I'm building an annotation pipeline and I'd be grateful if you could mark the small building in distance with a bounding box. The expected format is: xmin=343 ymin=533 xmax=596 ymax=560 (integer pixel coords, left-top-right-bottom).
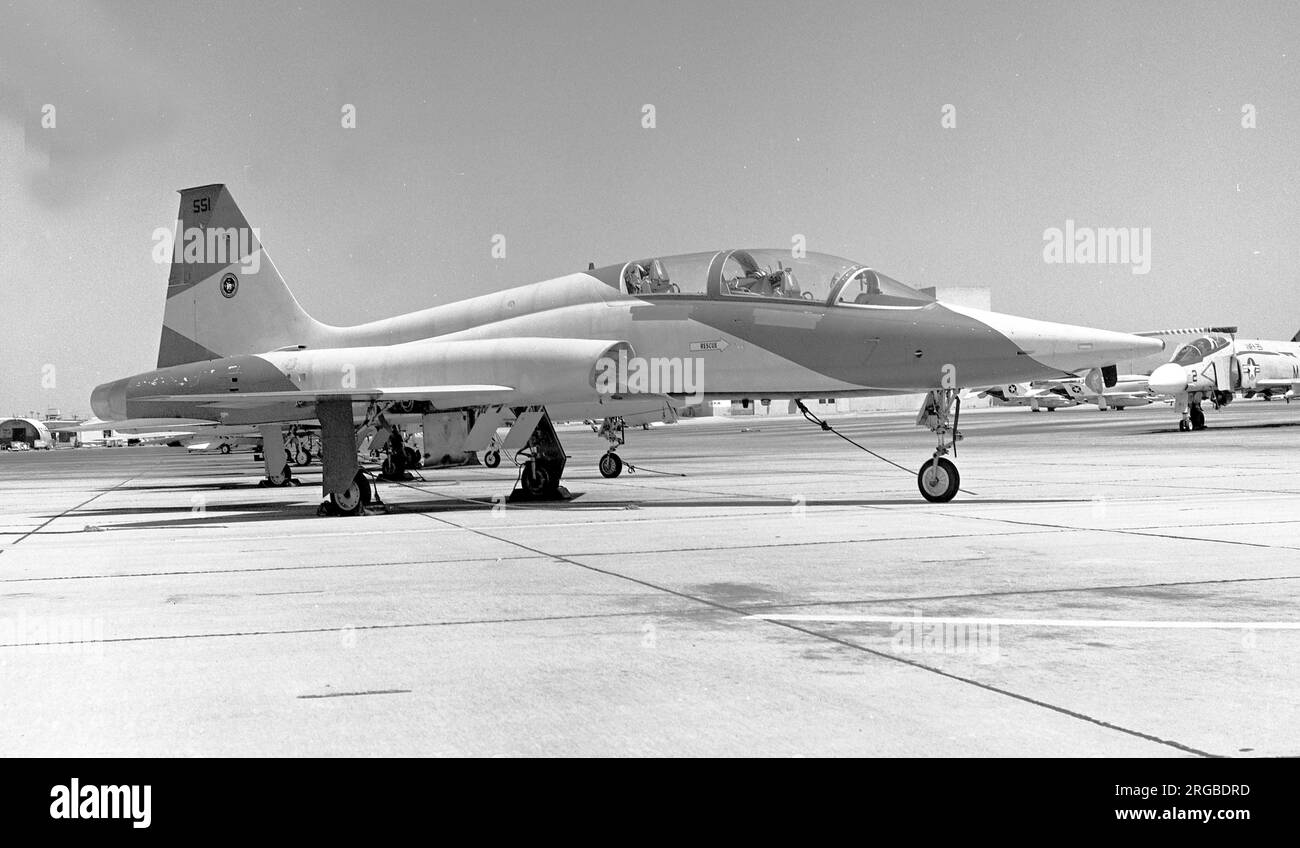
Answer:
xmin=0 ymin=417 xmax=54 ymax=449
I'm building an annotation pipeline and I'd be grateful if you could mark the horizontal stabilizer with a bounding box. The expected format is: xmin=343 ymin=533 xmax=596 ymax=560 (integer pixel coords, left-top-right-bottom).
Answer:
xmin=50 ymin=418 xmax=219 ymax=432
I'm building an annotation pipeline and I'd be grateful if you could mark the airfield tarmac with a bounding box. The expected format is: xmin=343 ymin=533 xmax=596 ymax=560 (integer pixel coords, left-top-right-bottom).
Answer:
xmin=2 ymin=401 xmax=1298 ymax=757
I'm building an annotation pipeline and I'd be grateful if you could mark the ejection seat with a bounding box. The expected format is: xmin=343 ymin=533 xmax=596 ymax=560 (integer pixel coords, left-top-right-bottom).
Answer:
xmin=645 ymin=258 xmax=677 ymax=293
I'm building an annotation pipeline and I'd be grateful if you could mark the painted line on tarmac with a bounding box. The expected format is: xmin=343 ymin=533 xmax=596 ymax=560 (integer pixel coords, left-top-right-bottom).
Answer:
xmin=0 ymin=473 xmax=142 ymax=555
xmin=749 ymin=614 xmax=1300 ymax=630
xmin=401 ymin=488 xmax=1218 ymax=758
xmin=297 ymin=689 xmax=411 ymax=699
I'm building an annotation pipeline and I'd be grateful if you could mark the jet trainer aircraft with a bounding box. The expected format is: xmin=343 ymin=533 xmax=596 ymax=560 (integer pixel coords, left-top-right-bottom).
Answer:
xmin=91 ymin=185 xmax=1163 ymax=511
xmin=1149 ymin=330 xmax=1300 ymax=430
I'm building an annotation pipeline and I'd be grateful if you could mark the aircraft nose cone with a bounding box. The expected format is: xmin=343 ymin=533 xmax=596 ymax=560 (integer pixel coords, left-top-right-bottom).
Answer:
xmin=91 ymin=377 xmax=129 ymax=420
xmin=1148 ymin=363 xmax=1188 ymax=395
xmin=952 ymin=307 xmax=1165 ymax=371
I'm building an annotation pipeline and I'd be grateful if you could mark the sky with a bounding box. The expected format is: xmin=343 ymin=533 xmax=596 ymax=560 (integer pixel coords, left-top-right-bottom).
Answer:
xmin=1 ymin=0 xmax=1298 ymax=416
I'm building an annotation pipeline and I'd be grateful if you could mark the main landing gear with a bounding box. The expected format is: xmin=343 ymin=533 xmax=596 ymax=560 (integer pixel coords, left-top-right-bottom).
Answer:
xmin=916 ymin=389 xmax=962 ymax=503
xmin=306 ymin=402 xmax=576 ymax=516
xmin=328 ymin=470 xmax=372 ymax=516
xmin=509 ymin=409 xmax=572 ymax=502
xmin=258 ymin=463 xmax=297 ymax=487
xmin=288 ymin=429 xmax=318 ymax=467
xmin=379 ymin=427 xmax=421 ymax=481
xmin=257 ymin=424 xmax=301 ymax=488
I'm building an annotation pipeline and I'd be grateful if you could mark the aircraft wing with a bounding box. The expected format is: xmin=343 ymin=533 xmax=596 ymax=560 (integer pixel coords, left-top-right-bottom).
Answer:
xmin=51 ymin=418 xmax=221 ymax=433
xmin=134 ymin=385 xmax=515 ymax=409
xmin=977 ymin=385 xmax=1077 ymax=407
xmin=1133 ymin=326 xmax=1238 ymax=337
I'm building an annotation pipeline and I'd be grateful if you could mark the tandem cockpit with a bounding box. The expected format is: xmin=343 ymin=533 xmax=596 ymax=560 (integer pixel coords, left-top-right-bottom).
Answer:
xmin=594 ymin=249 xmax=936 ymax=309
xmin=1170 ymin=335 xmax=1231 ymax=366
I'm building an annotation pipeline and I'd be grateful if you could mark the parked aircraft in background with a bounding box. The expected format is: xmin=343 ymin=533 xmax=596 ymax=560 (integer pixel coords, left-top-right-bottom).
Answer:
xmin=981 ymin=373 xmax=1162 ymax=411
xmin=1149 ymin=331 xmax=1300 ymax=430
xmin=979 ymin=382 xmax=1078 ymax=411
xmin=1046 ymin=373 xmax=1161 ymax=410
xmin=183 ymin=432 xmax=264 ymax=455
xmin=979 ymin=328 xmax=1238 ymax=414
xmin=89 ymin=185 xmax=1162 ymax=510
xmin=57 ymin=418 xmax=205 ymax=447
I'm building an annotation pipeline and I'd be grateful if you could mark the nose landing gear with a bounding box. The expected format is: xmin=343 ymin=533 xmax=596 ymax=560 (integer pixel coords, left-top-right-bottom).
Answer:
xmin=918 ymin=456 xmax=960 ymax=503
xmin=916 ymin=389 xmax=963 ymax=503
xmin=796 ymin=390 xmax=967 ymax=504
xmin=594 ymin=417 xmax=626 ymax=478
xmin=1179 ymin=397 xmax=1208 ymax=431
xmin=599 ymin=451 xmax=624 ymax=478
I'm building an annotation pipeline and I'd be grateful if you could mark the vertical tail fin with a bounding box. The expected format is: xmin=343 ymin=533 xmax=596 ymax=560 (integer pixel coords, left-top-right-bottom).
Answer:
xmin=158 ymin=184 xmax=325 ymax=368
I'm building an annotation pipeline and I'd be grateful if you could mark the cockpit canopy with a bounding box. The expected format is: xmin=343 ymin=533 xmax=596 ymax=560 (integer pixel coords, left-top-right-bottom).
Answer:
xmin=1171 ymin=335 xmax=1231 ymax=366
xmin=598 ymin=249 xmax=935 ymax=308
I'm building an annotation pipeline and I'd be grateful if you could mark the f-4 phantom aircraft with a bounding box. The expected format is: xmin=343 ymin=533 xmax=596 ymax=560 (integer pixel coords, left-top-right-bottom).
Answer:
xmin=90 ymin=185 xmax=1163 ymax=510
xmin=1148 ymin=330 xmax=1300 ymax=430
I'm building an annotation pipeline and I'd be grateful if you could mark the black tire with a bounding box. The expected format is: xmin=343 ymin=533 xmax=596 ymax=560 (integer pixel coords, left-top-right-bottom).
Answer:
xmin=599 ymin=452 xmax=623 ymax=478
xmin=219 ymin=443 xmax=231 ymax=455
xmin=293 ymin=447 xmax=311 ymax=466
xmin=329 ymin=471 xmax=371 ymax=515
xmin=1179 ymin=419 xmax=1190 ymax=431
xmin=521 ymin=461 xmax=548 ymax=496
xmin=917 ymin=457 xmax=960 ymax=503
xmin=1190 ymin=406 xmax=1206 ymax=430
xmin=483 ymin=450 xmax=501 ymax=469
xmin=268 ymin=464 xmax=292 ymax=487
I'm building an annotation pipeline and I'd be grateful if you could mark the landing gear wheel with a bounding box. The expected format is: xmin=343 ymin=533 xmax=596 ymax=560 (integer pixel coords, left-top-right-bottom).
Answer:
xmin=599 ymin=452 xmax=623 ymax=478
xmin=483 ymin=449 xmax=501 ymax=468
xmin=329 ymin=471 xmax=371 ymax=516
xmin=1178 ymin=419 xmax=1190 ymax=431
xmin=292 ymin=447 xmax=311 ymax=466
xmin=917 ymin=457 xmax=960 ymax=503
xmin=268 ymin=464 xmax=292 ymax=487
xmin=1189 ymin=406 xmax=1206 ymax=431
xmin=520 ymin=461 xmax=549 ymax=496
xmin=219 ymin=443 xmax=231 ymax=455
